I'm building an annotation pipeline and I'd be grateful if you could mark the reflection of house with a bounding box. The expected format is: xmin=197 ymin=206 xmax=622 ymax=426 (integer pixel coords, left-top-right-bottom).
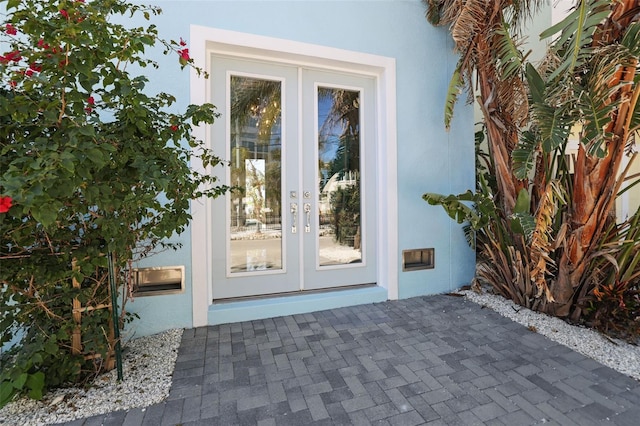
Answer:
xmin=120 ymin=1 xmax=475 ymax=337
xmin=319 ymin=171 xmax=359 ymax=215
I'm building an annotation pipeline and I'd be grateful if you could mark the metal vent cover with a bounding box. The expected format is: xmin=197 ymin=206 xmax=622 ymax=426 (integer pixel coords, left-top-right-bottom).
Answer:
xmin=132 ymin=266 xmax=185 ymax=297
xmin=402 ymin=248 xmax=435 ymax=272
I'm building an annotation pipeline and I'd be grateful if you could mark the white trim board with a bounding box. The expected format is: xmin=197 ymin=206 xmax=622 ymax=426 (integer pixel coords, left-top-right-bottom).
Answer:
xmin=189 ymin=26 xmax=398 ymax=327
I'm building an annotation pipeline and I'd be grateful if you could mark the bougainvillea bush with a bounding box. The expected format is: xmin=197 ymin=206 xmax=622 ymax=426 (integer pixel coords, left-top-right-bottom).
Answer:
xmin=0 ymin=0 xmax=227 ymax=405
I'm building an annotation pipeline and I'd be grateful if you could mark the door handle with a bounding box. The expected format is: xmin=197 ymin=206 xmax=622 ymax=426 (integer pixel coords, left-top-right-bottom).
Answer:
xmin=290 ymin=203 xmax=298 ymax=234
xmin=304 ymin=203 xmax=311 ymax=233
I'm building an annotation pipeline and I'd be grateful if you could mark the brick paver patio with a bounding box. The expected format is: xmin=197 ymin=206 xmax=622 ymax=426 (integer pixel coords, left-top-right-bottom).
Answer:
xmin=59 ymin=294 xmax=640 ymax=425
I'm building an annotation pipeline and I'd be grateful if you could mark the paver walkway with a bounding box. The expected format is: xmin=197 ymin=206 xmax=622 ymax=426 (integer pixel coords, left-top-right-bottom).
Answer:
xmin=60 ymin=295 xmax=640 ymax=425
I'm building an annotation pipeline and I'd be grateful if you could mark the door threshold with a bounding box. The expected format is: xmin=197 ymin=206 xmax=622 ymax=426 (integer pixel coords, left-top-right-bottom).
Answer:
xmin=212 ymin=283 xmax=376 ymax=305
xmin=208 ymin=284 xmax=387 ymax=325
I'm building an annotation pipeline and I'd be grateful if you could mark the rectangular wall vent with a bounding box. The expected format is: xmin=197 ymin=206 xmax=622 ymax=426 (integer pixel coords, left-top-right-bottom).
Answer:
xmin=132 ymin=266 xmax=185 ymax=297
xmin=402 ymin=248 xmax=435 ymax=272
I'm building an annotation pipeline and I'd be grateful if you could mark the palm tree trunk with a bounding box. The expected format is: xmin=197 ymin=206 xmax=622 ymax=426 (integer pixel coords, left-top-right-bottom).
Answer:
xmin=545 ymin=0 xmax=639 ymax=318
xmin=476 ymin=39 xmax=524 ymax=217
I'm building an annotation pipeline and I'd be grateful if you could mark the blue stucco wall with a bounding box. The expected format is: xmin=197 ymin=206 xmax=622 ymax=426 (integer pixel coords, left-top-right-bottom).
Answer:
xmin=123 ymin=0 xmax=475 ymax=336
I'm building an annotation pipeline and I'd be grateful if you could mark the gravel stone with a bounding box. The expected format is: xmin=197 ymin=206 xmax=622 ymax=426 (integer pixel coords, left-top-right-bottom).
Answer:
xmin=0 ymin=328 xmax=182 ymax=426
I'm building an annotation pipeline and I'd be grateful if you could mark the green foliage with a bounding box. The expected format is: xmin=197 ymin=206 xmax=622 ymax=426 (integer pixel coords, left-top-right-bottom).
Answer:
xmin=0 ymin=0 xmax=227 ymax=405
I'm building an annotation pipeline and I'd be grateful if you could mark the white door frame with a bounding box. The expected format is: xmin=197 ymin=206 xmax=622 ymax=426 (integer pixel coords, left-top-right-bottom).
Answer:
xmin=189 ymin=26 xmax=398 ymax=327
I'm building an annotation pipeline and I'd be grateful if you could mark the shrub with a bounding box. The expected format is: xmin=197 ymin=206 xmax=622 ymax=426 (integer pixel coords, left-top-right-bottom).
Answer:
xmin=0 ymin=0 xmax=227 ymax=405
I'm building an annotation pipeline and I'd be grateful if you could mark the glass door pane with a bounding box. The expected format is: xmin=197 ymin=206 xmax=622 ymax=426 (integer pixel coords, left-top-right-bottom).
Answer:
xmin=317 ymin=87 xmax=362 ymax=266
xmin=229 ymin=75 xmax=283 ymax=273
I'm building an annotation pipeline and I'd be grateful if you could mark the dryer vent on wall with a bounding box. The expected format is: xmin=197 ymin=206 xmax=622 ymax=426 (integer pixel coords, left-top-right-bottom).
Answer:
xmin=132 ymin=266 xmax=185 ymax=296
xmin=402 ymin=248 xmax=434 ymax=272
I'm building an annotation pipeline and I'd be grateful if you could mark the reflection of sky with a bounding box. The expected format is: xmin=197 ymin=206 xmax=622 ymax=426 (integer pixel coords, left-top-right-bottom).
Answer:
xmin=318 ymin=92 xmax=340 ymax=163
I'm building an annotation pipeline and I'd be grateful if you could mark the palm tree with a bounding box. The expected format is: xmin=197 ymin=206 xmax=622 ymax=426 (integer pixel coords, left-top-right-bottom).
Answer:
xmin=424 ymin=0 xmax=640 ymax=322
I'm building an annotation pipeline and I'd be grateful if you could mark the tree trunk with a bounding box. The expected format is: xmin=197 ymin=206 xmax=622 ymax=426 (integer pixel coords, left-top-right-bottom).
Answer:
xmin=476 ymin=39 xmax=524 ymax=217
xmin=544 ymin=0 xmax=639 ymax=317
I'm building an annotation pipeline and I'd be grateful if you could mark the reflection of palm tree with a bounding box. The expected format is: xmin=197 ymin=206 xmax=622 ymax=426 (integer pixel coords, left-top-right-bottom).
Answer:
xmin=230 ymin=77 xmax=281 ymax=144
xmin=318 ymin=88 xmax=360 ymax=176
xmin=230 ymin=78 xmax=361 ymax=237
xmin=230 ymin=77 xmax=281 ymax=226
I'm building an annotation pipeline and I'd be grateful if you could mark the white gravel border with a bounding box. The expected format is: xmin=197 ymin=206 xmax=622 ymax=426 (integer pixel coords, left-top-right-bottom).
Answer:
xmin=0 ymin=328 xmax=182 ymax=426
xmin=460 ymin=289 xmax=640 ymax=381
xmin=1 ymin=291 xmax=639 ymax=425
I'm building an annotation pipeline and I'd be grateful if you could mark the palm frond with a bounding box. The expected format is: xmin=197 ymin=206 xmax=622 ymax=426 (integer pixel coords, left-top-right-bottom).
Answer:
xmin=530 ymin=181 xmax=565 ymax=301
xmin=424 ymin=0 xmax=443 ymax=25
xmin=494 ymin=22 xmax=525 ymax=80
xmin=498 ymin=75 xmax=529 ymax=127
xmin=512 ymin=129 xmax=539 ymax=180
xmin=525 ymin=64 xmax=573 ymax=153
xmin=444 ymin=66 xmax=464 ymax=130
xmin=511 ymin=212 xmax=536 ymax=240
xmin=620 ymin=23 xmax=640 ymax=136
xmin=450 ymin=0 xmax=488 ymax=49
xmin=422 ymin=0 xmax=462 ymax=26
xmin=423 ymin=191 xmax=483 ymax=227
xmin=621 ymin=22 xmax=640 ymax=57
xmin=541 ymin=0 xmax=612 ymax=80
xmin=579 ymin=46 xmax=635 ymax=157
xmin=463 ymin=223 xmax=476 ymax=249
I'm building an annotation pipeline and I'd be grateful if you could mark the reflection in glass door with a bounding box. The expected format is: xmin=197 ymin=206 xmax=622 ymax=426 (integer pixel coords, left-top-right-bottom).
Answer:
xmin=317 ymin=87 xmax=362 ymax=266
xmin=229 ymin=76 xmax=283 ymax=273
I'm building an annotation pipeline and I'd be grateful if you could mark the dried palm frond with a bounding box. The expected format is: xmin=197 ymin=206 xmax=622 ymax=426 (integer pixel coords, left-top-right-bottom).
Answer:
xmin=450 ymin=0 xmax=489 ymax=49
xmin=530 ymin=181 xmax=566 ymax=302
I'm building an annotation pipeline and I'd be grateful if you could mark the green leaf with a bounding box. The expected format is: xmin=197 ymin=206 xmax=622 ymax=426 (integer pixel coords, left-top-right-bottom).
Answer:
xmin=511 ymin=212 xmax=536 ymax=240
xmin=31 ymin=207 xmax=58 ymax=228
xmin=544 ymin=0 xmax=611 ymax=80
xmin=444 ymin=66 xmax=464 ymax=130
xmin=0 ymin=381 xmax=15 ymax=407
xmin=423 ymin=191 xmax=486 ymax=228
xmin=512 ymin=130 xmax=539 ymax=180
xmin=13 ymin=373 xmax=27 ymax=390
xmin=513 ymin=189 xmax=531 ymax=214
xmin=78 ymin=125 xmax=96 ymax=137
xmin=25 ymin=373 xmax=45 ymax=400
xmin=525 ymin=64 xmax=545 ymax=104
xmin=494 ymin=23 xmax=524 ymax=80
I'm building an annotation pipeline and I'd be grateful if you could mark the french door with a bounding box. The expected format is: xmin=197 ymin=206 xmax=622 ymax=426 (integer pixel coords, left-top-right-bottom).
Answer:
xmin=210 ymin=56 xmax=376 ymax=299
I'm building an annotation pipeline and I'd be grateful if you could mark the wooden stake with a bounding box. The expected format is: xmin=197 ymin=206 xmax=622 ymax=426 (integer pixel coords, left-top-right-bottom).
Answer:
xmin=71 ymin=259 xmax=82 ymax=355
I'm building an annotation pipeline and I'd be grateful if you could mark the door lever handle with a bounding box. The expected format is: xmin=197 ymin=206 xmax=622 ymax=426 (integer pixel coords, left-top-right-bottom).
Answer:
xmin=304 ymin=203 xmax=311 ymax=233
xmin=290 ymin=203 xmax=298 ymax=234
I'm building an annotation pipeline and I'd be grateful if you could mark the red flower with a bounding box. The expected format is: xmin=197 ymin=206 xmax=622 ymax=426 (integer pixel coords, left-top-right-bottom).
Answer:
xmin=60 ymin=9 xmax=69 ymax=19
xmin=5 ymin=24 xmax=17 ymax=35
xmin=87 ymin=96 xmax=95 ymax=105
xmin=25 ymin=69 xmax=34 ymax=77
xmin=179 ymin=37 xmax=187 ymax=47
xmin=29 ymin=63 xmax=42 ymax=73
xmin=170 ymin=125 xmax=178 ymax=132
xmin=0 ymin=196 xmax=12 ymax=213
xmin=178 ymin=48 xmax=189 ymax=61
xmin=38 ymin=39 xmax=51 ymax=50
xmin=9 ymin=80 xmax=17 ymax=88
xmin=0 ymin=50 xmax=21 ymax=64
